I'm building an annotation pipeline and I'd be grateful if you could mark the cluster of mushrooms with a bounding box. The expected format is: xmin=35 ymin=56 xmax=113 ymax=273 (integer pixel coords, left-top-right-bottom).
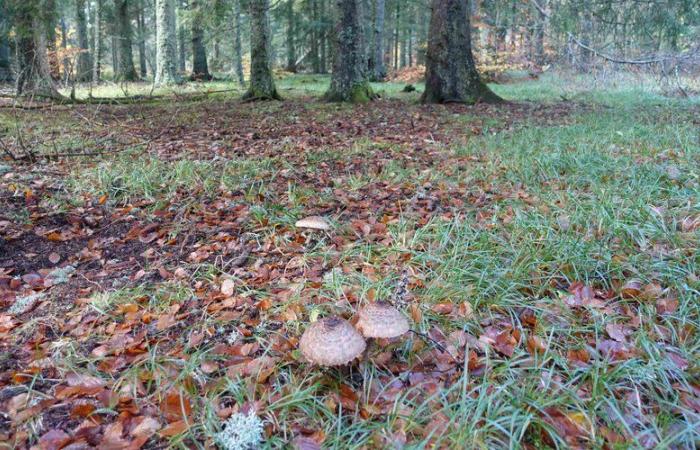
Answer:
xmin=299 ymin=301 xmax=409 ymax=366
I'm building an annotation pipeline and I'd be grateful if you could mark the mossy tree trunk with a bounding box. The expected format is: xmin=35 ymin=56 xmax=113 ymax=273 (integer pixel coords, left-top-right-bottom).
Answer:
xmin=421 ymin=0 xmax=501 ymax=104
xmin=75 ymin=0 xmax=93 ymax=81
xmin=155 ymin=0 xmax=180 ymax=84
xmin=242 ymin=0 xmax=281 ymax=100
xmin=15 ymin=0 xmax=62 ymax=98
xmin=190 ymin=0 xmax=212 ymax=80
xmin=114 ymin=0 xmax=139 ymax=81
xmin=324 ymin=0 xmax=375 ymax=103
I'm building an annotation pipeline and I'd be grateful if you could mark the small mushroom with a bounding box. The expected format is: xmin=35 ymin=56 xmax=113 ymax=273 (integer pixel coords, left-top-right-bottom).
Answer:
xmin=299 ymin=316 xmax=366 ymax=366
xmin=356 ymin=301 xmax=409 ymax=339
xmin=295 ymin=216 xmax=331 ymax=231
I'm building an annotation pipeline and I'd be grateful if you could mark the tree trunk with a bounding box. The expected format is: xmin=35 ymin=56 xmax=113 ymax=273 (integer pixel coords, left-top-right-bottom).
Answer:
xmin=231 ymin=0 xmax=245 ymax=85
xmin=422 ymin=0 xmax=500 ymax=104
xmin=137 ymin=0 xmax=147 ymax=78
xmin=0 ymin=30 xmax=11 ymax=83
xmin=114 ymin=0 xmax=139 ymax=80
xmin=93 ymin=0 xmax=102 ymax=82
xmin=60 ymin=17 xmax=70 ymax=82
xmin=324 ymin=0 xmax=374 ymax=102
xmin=155 ymin=0 xmax=180 ymax=84
xmin=286 ymin=0 xmax=296 ymax=71
xmin=370 ymin=0 xmax=385 ymax=80
xmin=319 ymin=0 xmax=327 ymax=73
xmin=15 ymin=0 xmax=62 ymax=98
xmin=310 ymin=0 xmax=320 ymax=72
xmin=243 ymin=0 xmax=281 ymax=100
xmin=177 ymin=12 xmax=186 ymax=72
xmin=75 ymin=0 xmax=93 ymax=81
xmin=190 ymin=0 xmax=211 ymax=80
xmin=0 ymin=1 xmax=10 ymax=82
xmin=393 ymin=0 xmax=399 ymax=70
xmin=45 ymin=0 xmax=60 ymax=80
xmin=533 ymin=0 xmax=546 ymax=65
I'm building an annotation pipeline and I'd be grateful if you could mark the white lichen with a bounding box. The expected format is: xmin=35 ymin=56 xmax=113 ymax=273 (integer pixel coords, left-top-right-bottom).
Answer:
xmin=8 ymin=293 xmax=45 ymax=315
xmin=226 ymin=328 xmax=241 ymax=345
xmin=215 ymin=410 xmax=264 ymax=450
xmin=46 ymin=265 xmax=76 ymax=285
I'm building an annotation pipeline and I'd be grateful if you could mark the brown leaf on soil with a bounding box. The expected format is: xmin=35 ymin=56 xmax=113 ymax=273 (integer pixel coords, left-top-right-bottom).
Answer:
xmin=38 ymin=429 xmax=71 ymax=450
xmin=526 ymin=335 xmax=547 ymax=354
xmin=566 ymin=348 xmax=590 ymax=367
xmin=620 ymin=279 xmax=643 ymax=299
xmin=159 ymin=420 xmax=189 ymax=437
xmin=605 ymin=323 xmax=630 ymax=343
xmin=160 ymin=391 xmax=193 ymax=423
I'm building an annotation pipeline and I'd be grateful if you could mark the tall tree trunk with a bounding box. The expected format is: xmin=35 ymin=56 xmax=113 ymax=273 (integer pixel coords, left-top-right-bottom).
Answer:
xmin=114 ymin=0 xmax=139 ymax=80
xmin=310 ymin=0 xmax=320 ymax=72
xmin=15 ymin=0 xmax=62 ymax=98
xmin=45 ymin=0 xmax=60 ymax=80
xmin=93 ymin=0 xmax=102 ymax=82
xmin=155 ymin=0 xmax=180 ymax=84
xmin=231 ymin=0 xmax=245 ymax=85
xmin=285 ymin=0 xmax=297 ymax=71
xmin=393 ymin=0 xmax=399 ymax=70
xmin=75 ymin=0 xmax=93 ymax=81
xmin=370 ymin=0 xmax=386 ymax=80
xmin=0 ymin=32 xmax=11 ymax=83
xmin=324 ymin=0 xmax=374 ymax=102
xmin=190 ymin=0 xmax=211 ymax=80
xmin=177 ymin=12 xmax=186 ymax=72
xmin=137 ymin=0 xmax=147 ymax=78
xmin=60 ymin=17 xmax=70 ymax=82
xmin=243 ymin=0 xmax=280 ymax=100
xmin=0 ymin=3 xmax=11 ymax=83
xmin=422 ymin=0 xmax=500 ymax=104
xmin=319 ymin=0 xmax=327 ymax=73
xmin=534 ymin=0 xmax=546 ymax=65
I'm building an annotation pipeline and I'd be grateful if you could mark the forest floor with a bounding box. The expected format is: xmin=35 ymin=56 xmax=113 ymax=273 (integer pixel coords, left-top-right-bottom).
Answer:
xmin=0 ymin=73 xmax=699 ymax=449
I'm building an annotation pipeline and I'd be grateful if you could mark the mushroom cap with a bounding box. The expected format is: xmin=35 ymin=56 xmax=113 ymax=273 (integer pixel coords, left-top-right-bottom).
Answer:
xmin=299 ymin=316 xmax=366 ymax=366
xmin=356 ymin=302 xmax=409 ymax=339
xmin=295 ymin=216 xmax=331 ymax=230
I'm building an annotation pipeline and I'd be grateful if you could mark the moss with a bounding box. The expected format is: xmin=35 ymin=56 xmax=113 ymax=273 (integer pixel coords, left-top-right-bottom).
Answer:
xmin=324 ymin=82 xmax=376 ymax=103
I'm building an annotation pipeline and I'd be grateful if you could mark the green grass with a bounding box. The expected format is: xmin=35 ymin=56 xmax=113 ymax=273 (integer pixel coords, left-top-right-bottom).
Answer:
xmin=4 ymin=72 xmax=699 ymax=449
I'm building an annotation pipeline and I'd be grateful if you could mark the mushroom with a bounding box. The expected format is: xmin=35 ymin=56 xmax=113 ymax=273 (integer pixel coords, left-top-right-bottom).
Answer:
xmin=299 ymin=316 xmax=366 ymax=366
xmin=295 ymin=216 xmax=331 ymax=231
xmin=355 ymin=301 xmax=409 ymax=339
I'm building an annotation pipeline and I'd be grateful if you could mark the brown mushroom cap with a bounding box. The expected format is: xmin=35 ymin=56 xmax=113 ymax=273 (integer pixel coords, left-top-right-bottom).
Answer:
xmin=356 ymin=301 xmax=409 ymax=339
xmin=295 ymin=216 xmax=331 ymax=230
xmin=299 ymin=316 xmax=366 ymax=366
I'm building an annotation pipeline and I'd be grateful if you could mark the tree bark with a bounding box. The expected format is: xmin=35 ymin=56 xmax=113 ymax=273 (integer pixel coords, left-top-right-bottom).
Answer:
xmin=393 ymin=0 xmax=399 ymax=70
xmin=75 ymin=0 xmax=93 ymax=81
xmin=114 ymin=0 xmax=139 ymax=80
xmin=309 ymin=0 xmax=320 ymax=72
xmin=0 ymin=6 xmax=13 ymax=83
xmin=286 ymin=0 xmax=297 ymax=71
xmin=137 ymin=0 xmax=147 ymax=78
xmin=370 ymin=0 xmax=385 ymax=80
xmin=242 ymin=0 xmax=281 ymax=100
xmin=190 ymin=0 xmax=212 ymax=80
xmin=155 ymin=0 xmax=180 ymax=84
xmin=534 ymin=0 xmax=546 ymax=65
xmin=231 ymin=0 xmax=245 ymax=85
xmin=177 ymin=11 xmax=186 ymax=72
xmin=422 ymin=0 xmax=500 ymax=104
xmin=324 ymin=0 xmax=374 ymax=102
xmin=15 ymin=0 xmax=62 ymax=98
xmin=92 ymin=0 xmax=102 ymax=82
